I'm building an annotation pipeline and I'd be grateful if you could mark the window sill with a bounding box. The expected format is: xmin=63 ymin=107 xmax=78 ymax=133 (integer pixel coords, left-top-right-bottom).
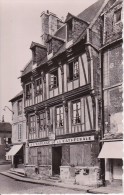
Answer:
xmin=49 ymin=86 xmax=58 ymax=91
xmin=67 ymin=77 xmax=79 ymax=83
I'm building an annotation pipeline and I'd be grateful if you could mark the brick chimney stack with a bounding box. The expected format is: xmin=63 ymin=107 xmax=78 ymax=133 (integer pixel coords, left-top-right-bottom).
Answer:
xmin=40 ymin=10 xmax=64 ymax=46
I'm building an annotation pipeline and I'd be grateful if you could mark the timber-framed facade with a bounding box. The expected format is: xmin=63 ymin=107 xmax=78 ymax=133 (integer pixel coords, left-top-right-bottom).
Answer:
xmin=18 ymin=0 xmax=123 ymax=187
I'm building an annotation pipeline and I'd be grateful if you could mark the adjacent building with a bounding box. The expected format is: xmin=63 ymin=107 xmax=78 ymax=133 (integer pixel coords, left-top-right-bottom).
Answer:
xmin=6 ymin=91 xmax=27 ymax=168
xmin=0 ymin=122 xmax=12 ymax=164
xmin=98 ymin=0 xmax=123 ymax=186
xmin=19 ymin=0 xmax=122 ymax=187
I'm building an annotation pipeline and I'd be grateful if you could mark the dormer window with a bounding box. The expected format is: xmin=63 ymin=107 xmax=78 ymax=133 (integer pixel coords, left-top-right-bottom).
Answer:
xmin=68 ymin=58 xmax=79 ymax=81
xmin=49 ymin=70 xmax=58 ymax=90
xmin=48 ymin=41 xmax=52 ymax=54
xmin=114 ymin=8 xmax=122 ymax=23
xmin=67 ymin=19 xmax=73 ymax=42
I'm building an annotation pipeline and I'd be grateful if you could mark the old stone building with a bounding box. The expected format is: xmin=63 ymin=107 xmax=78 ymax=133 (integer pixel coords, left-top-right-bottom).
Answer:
xmin=6 ymin=91 xmax=27 ymax=168
xmin=98 ymin=0 xmax=123 ymax=186
xmin=0 ymin=122 xmax=12 ymax=164
xmin=19 ymin=0 xmax=122 ymax=187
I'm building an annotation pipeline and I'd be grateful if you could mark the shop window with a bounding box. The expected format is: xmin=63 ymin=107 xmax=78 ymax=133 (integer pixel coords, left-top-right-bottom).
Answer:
xmin=49 ymin=70 xmax=58 ymax=90
xmin=18 ymin=100 xmax=22 ymax=115
xmin=25 ymin=83 xmax=32 ymax=100
xmin=35 ymin=78 xmax=42 ymax=96
xmin=114 ymin=9 xmax=122 ymax=23
xmin=67 ymin=19 xmax=73 ymax=42
xmin=18 ymin=124 xmax=22 ymax=140
xmin=39 ymin=112 xmax=46 ymax=131
xmin=29 ymin=115 xmax=36 ymax=133
xmin=72 ymin=101 xmax=81 ymax=124
xmin=68 ymin=58 xmax=79 ymax=81
xmin=56 ymin=106 xmax=63 ymax=128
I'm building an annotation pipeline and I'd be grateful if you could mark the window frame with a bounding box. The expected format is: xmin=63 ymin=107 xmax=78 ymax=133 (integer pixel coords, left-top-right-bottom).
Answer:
xmin=49 ymin=70 xmax=58 ymax=90
xmin=29 ymin=115 xmax=36 ymax=133
xmin=18 ymin=124 xmax=22 ymax=141
xmin=35 ymin=77 xmax=42 ymax=96
xmin=18 ymin=100 xmax=22 ymax=115
xmin=39 ymin=112 xmax=46 ymax=131
xmin=56 ymin=106 xmax=64 ymax=128
xmin=25 ymin=83 xmax=32 ymax=100
xmin=114 ymin=8 xmax=122 ymax=24
xmin=67 ymin=19 xmax=73 ymax=42
xmin=68 ymin=58 xmax=79 ymax=82
xmin=72 ymin=100 xmax=81 ymax=125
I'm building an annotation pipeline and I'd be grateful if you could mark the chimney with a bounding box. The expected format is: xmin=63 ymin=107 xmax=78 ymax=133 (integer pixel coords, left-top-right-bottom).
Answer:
xmin=40 ymin=10 xmax=64 ymax=46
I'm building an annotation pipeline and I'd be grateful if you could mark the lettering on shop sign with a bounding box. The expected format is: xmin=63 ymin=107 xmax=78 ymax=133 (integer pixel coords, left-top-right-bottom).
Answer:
xmin=29 ymin=135 xmax=95 ymax=147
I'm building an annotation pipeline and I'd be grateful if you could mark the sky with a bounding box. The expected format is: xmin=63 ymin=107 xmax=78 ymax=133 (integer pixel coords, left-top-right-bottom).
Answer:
xmin=0 ymin=0 xmax=97 ymax=123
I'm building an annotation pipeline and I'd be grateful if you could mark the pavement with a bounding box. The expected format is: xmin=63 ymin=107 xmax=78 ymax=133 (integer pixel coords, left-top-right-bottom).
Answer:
xmin=0 ymin=169 xmax=123 ymax=194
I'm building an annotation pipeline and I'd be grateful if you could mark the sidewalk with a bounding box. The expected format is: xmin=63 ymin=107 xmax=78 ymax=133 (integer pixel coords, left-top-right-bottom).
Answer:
xmin=0 ymin=170 xmax=123 ymax=194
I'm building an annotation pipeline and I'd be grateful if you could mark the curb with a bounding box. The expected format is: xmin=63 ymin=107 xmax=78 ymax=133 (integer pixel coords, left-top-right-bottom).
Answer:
xmin=0 ymin=171 xmax=91 ymax=193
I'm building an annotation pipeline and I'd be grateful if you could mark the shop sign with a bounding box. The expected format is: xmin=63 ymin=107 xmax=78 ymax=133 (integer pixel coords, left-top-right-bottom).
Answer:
xmin=29 ymin=135 xmax=95 ymax=147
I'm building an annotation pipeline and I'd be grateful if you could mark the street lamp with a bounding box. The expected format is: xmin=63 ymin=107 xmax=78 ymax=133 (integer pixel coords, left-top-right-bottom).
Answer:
xmin=3 ymin=106 xmax=14 ymax=114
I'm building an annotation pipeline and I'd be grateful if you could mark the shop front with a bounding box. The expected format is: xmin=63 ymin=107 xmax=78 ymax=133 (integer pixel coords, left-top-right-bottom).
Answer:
xmin=98 ymin=141 xmax=123 ymax=186
xmin=27 ymin=134 xmax=101 ymax=187
xmin=6 ymin=144 xmax=24 ymax=168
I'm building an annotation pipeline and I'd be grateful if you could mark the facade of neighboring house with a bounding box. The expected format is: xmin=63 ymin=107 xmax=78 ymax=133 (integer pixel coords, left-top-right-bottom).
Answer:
xmin=6 ymin=91 xmax=27 ymax=168
xmin=19 ymin=0 xmax=121 ymax=187
xmin=98 ymin=0 xmax=123 ymax=186
xmin=0 ymin=122 xmax=12 ymax=163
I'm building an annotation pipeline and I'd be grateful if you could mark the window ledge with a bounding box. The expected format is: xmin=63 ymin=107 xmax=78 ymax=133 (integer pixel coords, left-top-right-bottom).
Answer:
xmin=49 ymin=86 xmax=58 ymax=91
xmin=67 ymin=77 xmax=79 ymax=83
xmin=66 ymin=40 xmax=73 ymax=49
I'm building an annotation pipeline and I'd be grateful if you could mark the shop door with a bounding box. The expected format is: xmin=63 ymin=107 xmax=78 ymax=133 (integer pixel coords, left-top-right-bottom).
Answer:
xmin=113 ymin=159 xmax=123 ymax=180
xmin=52 ymin=146 xmax=62 ymax=175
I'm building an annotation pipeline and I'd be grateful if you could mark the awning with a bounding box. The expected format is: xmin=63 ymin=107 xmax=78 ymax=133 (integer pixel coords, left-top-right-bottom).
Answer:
xmin=98 ymin=141 xmax=123 ymax=159
xmin=6 ymin=144 xmax=23 ymax=160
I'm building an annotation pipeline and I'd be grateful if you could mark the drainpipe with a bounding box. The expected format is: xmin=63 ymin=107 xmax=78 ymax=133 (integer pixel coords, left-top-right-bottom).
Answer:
xmin=99 ymin=49 xmax=105 ymax=186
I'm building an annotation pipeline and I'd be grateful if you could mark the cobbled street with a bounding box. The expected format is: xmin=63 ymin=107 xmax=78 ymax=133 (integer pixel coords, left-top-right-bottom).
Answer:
xmin=0 ymin=164 xmax=85 ymax=194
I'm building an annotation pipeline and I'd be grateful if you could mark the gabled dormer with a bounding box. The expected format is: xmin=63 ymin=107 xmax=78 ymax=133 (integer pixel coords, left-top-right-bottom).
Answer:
xmin=65 ymin=13 xmax=88 ymax=48
xmin=30 ymin=42 xmax=47 ymax=67
xmin=46 ymin=34 xmax=65 ymax=60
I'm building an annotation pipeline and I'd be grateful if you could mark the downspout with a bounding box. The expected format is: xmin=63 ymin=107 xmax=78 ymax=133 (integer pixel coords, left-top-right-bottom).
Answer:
xmin=99 ymin=48 xmax=105 ymax=186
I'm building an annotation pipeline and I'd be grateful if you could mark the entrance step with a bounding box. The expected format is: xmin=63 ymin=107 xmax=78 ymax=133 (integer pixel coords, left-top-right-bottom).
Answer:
xmin=8 ymin=168 xmax=26 ymax=177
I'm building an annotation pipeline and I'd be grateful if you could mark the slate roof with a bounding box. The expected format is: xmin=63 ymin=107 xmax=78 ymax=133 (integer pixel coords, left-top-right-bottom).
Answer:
xmin=21 ymin=0 xmax=106 ymax=77
xmin=0 ymin=122 xmax=12 ymax=132
xmin=9 ymin=90 xmax=23 ymax=102
xmin=78 ymin=0 xmax=105 ymax=23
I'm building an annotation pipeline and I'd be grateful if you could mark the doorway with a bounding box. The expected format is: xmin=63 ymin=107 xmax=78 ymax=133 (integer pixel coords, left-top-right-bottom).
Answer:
xmin=52 ymin=146 xmax=62 ymax=175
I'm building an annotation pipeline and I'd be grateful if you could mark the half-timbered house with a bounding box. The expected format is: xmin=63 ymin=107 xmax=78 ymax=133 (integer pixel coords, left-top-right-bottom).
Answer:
xmin=20 ymin=0 xmax=119 ymax=187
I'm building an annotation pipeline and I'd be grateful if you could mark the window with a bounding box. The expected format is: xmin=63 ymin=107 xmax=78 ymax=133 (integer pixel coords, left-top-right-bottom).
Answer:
xmin=18 ymin=100 xmax=22 ymax=115
xmin=72 ymin=101 xmax=81 ymax=124
xmin=8 ymin=138 xmax=11 ymax=144
xmin=39 ymin=112 xmax=46 ymax=131
xmin=49 ymin=70 xmax=58 ymax=89
xmin=68 ymin=58 xmax=79 ymax=81
xmin=29 ymin=115 xmax=36 ymax=133
xmin=18 ymin=124 xmax=22 ymax=140
xmin=114 ymin=9 xmax=122 ymax=23
xmin=48 ymin=41 xmax=52 ymax=54
xmin=56 ymin=106 xmax=63 ymax=128
xmin=67 ymin=19 xmax=73 ymax=42
xmin=26 ymin=83 xmax=32 ymax=100
xmin=35 ymin=78 xmax=42 ymax=96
